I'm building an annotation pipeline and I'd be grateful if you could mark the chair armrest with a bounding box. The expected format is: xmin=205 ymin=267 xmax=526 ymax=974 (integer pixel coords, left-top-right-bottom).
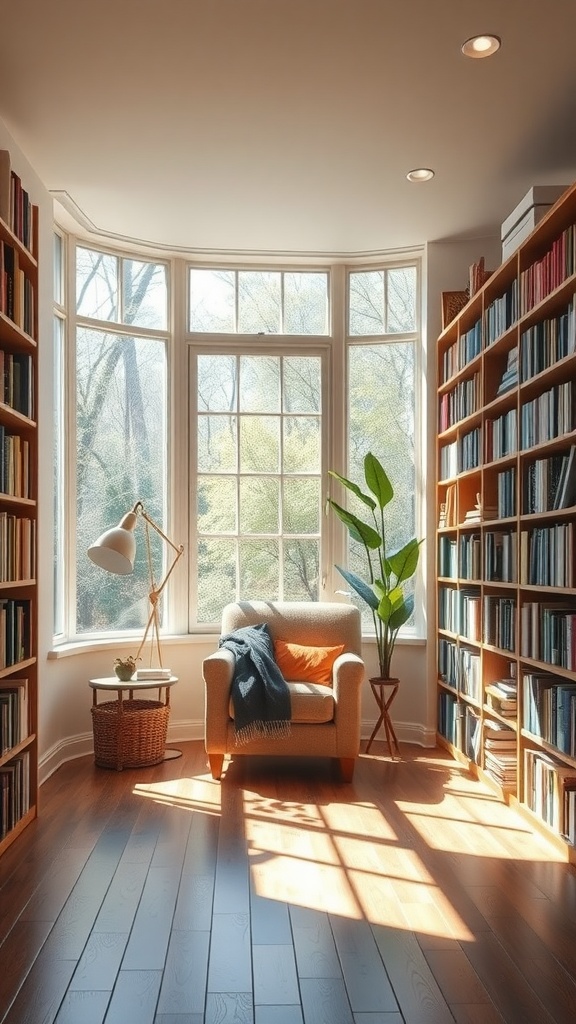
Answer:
xmin=332 ymin=652 xmax=364 ymax=754
xmin=203 ymin=649 xmax=235 ymax=749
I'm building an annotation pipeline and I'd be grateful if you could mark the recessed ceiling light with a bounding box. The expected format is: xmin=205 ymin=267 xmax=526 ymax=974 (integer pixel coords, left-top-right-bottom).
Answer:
xmin=461 ymin=34 xmax=501 ymax=58
xmin=406 ymin=168 xmax=435 ymax=183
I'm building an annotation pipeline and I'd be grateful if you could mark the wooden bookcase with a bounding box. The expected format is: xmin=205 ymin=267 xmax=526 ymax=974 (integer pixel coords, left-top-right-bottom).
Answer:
xmin=436 ymin=181 xmax=576 ymax=864
xmin=0 ymin=150 xmax=39 ymax=856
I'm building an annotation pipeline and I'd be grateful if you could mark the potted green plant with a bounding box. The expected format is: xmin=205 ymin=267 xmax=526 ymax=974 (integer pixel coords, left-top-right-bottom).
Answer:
xmin=113 ymin=656 xmax=138 ymax=682
xmin=328 ymin=452 xmax=422 ymax=681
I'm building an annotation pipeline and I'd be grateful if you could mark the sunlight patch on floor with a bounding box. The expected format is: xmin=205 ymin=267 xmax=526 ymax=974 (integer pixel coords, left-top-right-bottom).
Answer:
xmin=132 ymin=774 xmax=222 ymax=815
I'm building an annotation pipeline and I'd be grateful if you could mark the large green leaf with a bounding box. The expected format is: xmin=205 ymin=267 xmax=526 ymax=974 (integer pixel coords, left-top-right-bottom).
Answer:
xmin=328 ymin=470 xmax=376 ymax=512
xmin=328 ymin=501 xmax=381 ymax=549
xmin=364 ymin=452 xmax=393 ymax=509
xmin=389 ymin=593 xmax=414 ymax=630
xmin=387 ymin=537 xmax=420 ymax=583
xmin=334 ymin=565 xmax=379 ymax=610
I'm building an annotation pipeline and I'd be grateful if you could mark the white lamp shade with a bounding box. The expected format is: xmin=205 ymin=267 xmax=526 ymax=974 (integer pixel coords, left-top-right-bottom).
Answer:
xmin=87 ymin=511 xmax=138 ymax=575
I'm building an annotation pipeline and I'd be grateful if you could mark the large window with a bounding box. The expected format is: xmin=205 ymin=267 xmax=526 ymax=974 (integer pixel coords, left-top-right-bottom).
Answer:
xmin=72 ymin=247 xmax=169 ymax=636
xmin=194 ymin=351 xmax=323 ymax=624
xmin=55 ymin=243 xmax=422 ymax=641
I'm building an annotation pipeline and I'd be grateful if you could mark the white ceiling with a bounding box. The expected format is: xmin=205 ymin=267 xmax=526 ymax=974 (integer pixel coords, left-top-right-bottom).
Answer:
xmin=1 ymin=0 xmax=576 ymax=257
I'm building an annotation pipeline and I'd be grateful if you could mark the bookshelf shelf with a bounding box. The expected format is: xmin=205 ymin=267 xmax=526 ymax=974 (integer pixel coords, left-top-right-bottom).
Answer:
xmin=0 ymin=150 xmax=38 ymax=858
xmin=436 ymin=180 xmax=576 ymax=862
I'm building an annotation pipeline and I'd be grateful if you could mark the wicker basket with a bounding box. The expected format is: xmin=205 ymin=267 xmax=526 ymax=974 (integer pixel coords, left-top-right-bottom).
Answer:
xmin=91 ymin=698 xmax=170 ymax=770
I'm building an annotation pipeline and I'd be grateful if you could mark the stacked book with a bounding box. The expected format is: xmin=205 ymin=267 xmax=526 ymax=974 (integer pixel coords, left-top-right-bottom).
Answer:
xmin=135 ymin=667 xmax=172 ymax=681
xmin=485 ymin=678 xmax=517 ymax=719
xmin=484 ymin=718 xmax=517 ymax=789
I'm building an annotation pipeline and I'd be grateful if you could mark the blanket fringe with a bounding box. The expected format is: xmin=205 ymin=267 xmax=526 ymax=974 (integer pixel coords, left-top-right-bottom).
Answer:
xmin=234 ymin=719 xmax=291 ymax=747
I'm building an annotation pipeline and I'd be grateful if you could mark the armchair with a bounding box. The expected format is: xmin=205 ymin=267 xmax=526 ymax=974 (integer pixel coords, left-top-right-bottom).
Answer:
xmin=203 ymin=600 xmax=364 ymax=782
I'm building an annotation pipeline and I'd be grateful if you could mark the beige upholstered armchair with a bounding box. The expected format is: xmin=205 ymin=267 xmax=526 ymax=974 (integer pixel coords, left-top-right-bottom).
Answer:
xmin=203 ymin=600 xmax=364 ymax=782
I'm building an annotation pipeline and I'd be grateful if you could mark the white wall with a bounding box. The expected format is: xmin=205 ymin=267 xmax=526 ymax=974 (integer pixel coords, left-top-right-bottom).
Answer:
xmin=1 ymin=118 xmax=506 ymax=782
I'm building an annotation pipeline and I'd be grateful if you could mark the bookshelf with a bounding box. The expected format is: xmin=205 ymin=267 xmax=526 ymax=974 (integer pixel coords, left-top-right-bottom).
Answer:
xmin=436 ymin=181 xmax=576 ymax=863
xmin=0 ymin=150 xmax=38 ymax=856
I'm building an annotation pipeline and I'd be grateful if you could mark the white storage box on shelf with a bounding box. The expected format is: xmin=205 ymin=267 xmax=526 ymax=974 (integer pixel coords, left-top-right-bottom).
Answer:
xmin=501 ymin=185 xmax=569 ymax=262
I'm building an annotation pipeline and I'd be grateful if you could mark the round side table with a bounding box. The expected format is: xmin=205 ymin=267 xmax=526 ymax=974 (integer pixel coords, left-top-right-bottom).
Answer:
xmin=89 ymin=676 xmax=180 ymax=770
xmin=365 ymin=677 xmax=400 ymax=758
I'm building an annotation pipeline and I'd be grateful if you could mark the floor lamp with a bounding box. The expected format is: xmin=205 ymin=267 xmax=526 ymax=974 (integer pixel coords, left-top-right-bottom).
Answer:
xmin=87 ymin=501 xmax=184 ymax=670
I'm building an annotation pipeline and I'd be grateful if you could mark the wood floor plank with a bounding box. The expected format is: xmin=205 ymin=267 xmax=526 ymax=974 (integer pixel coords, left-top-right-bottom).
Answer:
xmin=252 ymin=943 xmax=299 ymax=1005
xmin=121 ymin=865 xmax=182 ymax=971
xmin=254 ymin=1006 xmax=304 ymax=1024
xmin=462 ymin=931 xmax=557 ymax=1024
xmin=207 ymin=913 xmax=252 ymax=992
xmin=54 ymin=989 xmax=111 ymax=1024
xmin=289 ymin=905 xmax=341 ymax=979
xmin=371 ymin=924 xmax=455 ymax=1024
xmin=68 ymin=931 xmax=129 ymax=990
xmin=353 ymin=1015 xmax=404 ymax=1024
xmin=204 ymin=992 xmax=253 ymax=1023
xmin=299 ymin=977 xmax=354 ymax=1024
xmin=156 ymin=929 xmax=210 ymax=1015
xmin=102 ymin=969 xmax=162 ymax=1024
xmin=2 ymin=957 xmax=76 ymax=1024
xmin=329 ymin=916 xmax=398 ymax=1014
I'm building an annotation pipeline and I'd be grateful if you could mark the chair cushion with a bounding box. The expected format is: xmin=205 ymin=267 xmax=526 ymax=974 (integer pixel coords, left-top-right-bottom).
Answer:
xmin=274 ymin=640 xmax=344 ymax=685
xmin=229 ymin=681 xmax=334 ymax=724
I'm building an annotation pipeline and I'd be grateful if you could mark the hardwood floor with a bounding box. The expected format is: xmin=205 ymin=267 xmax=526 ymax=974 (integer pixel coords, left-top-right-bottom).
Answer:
xmin=1 ymin=741 xmax=576 ymax=1023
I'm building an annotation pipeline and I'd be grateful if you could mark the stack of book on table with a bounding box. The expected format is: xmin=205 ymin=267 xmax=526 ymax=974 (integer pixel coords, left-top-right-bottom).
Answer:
xmin=135 ymin=667 xmax=172 ymax=681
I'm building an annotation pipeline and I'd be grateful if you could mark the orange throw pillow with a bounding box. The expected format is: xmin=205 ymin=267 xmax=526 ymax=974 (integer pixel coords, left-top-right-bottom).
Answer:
xmin=274 ymin=640 xmax=344 ymax=684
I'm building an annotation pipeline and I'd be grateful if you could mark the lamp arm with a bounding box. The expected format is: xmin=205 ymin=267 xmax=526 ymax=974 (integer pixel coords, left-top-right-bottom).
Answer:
xmin=131 ymin=501 xmax=185 ymax=668
xmin=134 ymin=501 xmax=183 ymax=557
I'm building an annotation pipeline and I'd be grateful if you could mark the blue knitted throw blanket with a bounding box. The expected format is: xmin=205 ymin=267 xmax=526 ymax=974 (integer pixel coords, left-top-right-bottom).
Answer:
xmin=219 ymin=622 xmax=291 ymax=746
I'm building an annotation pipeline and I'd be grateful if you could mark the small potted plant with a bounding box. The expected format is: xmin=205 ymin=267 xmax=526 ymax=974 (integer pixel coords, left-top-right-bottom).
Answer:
xmin=113 ymin=656 xmax=138 ymax=682
xmin=328 ymin=452 xmax=422 ymax=682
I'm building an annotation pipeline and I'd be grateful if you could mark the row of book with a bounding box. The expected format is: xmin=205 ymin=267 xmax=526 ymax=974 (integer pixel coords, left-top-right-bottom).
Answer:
xmin=524 ymin=747 xmax=576 ymax=842
xmin=520 ymin=602 xmax=576 ymax=671
xmin=0 ymin=350 xmax=34 ymax=418
xmin=438 ymin=372 xmax=480 ymax=432
xmin=0 ymin=241 xmax=35 ymax=337
xmin=485 ymin=409 xmax=517 ymax=462
xmin=0 ymin=679 xmax=28 ymax=755
xmin=520 ymin=224 xmax=576 ymax=317
xmin=0 ymin=599 xmax=31 ymax=670
xmin=0 ymin=513 xmax=36 ymax=583
xmin=485 ymin=530 xmax=517 ymax=583
xmin=485 ymin=282 xmax=519 ymax=346
xmin=438 ymin=690 xmax=516 ymax=784
xmin=442 ymin=319 xmax=482 ymax=383
xmin=484 ymin=595 xmax=516 ymax=651
xmin=520 ymin=379 xmax=575 ymax=450
xmin=0 ymin=429 xmax=31 ymax=499
xmin=523 ymin=672 xmax=576 ymax=756
xmin=519 ymin=300 xmax=576 ymax=382
xmin=438 ymin=637 xmax=482 ymax=702
xmin=0 ymin=751 xmax=30 ymax=840
xmin=520 ymin=522 xmax=574 ymax=588
xmin=0 ymin=151 xmax=36 ymax=253
xmin=497 ymin=467 xmax=516 ymax=518
xmin=523 ymin=447 xmax=576 ymax=514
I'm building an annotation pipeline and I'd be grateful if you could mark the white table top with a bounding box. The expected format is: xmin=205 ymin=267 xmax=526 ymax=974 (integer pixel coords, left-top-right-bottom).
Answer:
xmin=89 ymin=676 xmax=178 ymax=692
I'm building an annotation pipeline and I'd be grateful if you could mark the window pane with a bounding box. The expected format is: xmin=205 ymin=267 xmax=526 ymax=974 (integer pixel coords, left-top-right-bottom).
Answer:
xmin=283 ymin=356 xmax=321 ymax=412
xmin=349 ymin=270 xmax=384 ymax=336
xmin=240 ymin=415 xmax=280 ymax=472
xmin=75 ymin=328 xmax=167 ymax=633
xmin=123 ymin=259 xmax=167 ymax=330
xmin=198 ymin=415 xmax=237 ymax=472
xmin=284 ymin=272 xmax=328 ymax=334
xmin=198 ymin=354 xmax=237 ymax=412
xmin=348 ymin=342 xmax=416 ymax=624
xmin=190 ymin=269 xmax=235 ymax=332
xmin=284 ymin=417 xmax=320 ymax=473
xmin=387 ymin=266 xmax=416 ymax=333
xmin=53 ymin=316 xmax=65 ymax=636
xmin=284 ymin=539 xmax=319 ymax=601
xmin=54 ymin=233 xmax=63 ymax=305
xmin=76 ymin=247 xmax=118 ymax=321
xmin=283 ymin=478 xmax=320 ymax=533
xmin=198 ymin=476 xmax=237 ymax=532
xmin=240 ymin=477 xmax=279 ymax=533
xmin=197 ymin=538 xmax=236 ymax=623
xmin=238 ymin=271 xmax=281 ymax=333
xmin=239 ymin=539 xmax=279 ymax=600
xmin=239 ymin=355 xmax=280 ymax=413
